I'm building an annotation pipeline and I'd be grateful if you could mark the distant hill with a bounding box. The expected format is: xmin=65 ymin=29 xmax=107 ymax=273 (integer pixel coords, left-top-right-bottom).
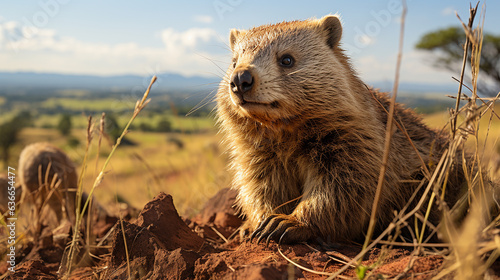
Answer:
xmin=0 ymin=71 xmax=463 ymax=115
xmin=369 ymin=80 xmax=458 ymax=94
xmin=0 ymin=72 xmax=219 ymax=92
xmin=0 ymin=71 xmax=461 ymax=94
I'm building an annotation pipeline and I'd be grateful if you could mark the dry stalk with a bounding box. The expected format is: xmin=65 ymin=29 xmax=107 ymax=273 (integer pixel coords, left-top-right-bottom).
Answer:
xmin=451 ymin=2 xmax=478 ymax=139
xmin=59 ymin=116 xmax=93 ymax=278
xmin=276 ymin=245 xmax=350 ymax=279
xmin=361 ymin=0 xmax=407 ymax=257
xmin=327 ymin=143 xmax=450 ymax=279
xmin=119 ymin=210 xmax=131 ymax=279
xmin=59 ymin=76 xmax=156 ymax=279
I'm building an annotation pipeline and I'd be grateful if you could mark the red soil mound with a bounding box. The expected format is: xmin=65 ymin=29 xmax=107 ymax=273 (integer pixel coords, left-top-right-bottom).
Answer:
xmin=188 ymin=188 xmax=242 ymax=241
xmin=108 ymin=192 xmax=205 ymax=279
xmin=5 ymin=189 xmax=500 ymax=279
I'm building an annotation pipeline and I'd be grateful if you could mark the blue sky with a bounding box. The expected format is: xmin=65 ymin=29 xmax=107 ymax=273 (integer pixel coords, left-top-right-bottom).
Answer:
xmin=0 ymin=0 xmax=498 ymax=87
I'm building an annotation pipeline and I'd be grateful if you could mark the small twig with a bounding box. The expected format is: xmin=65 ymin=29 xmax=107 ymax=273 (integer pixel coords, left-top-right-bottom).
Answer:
xmin=61 ymin=76 xmax=156 ymax=278
xmin=327 ymin=147 xmax=449 ymax=279
xmin=276 ymin=244 xmax=350 ymax=278
xmin=227 ymin=227 xmax=240 ymax=241
xmin=119 ymin=212 xmax=131 ymax=279
xmin=451 ymin=3 xmax=478 ymax=139
xmin=369 ymin=89 xmax=431 ymax=178
xmin=377 ymin=240 xmax=450 ymax=248
xmin=210 ymin=225 xmax=229 ymax=243
xmin=303 ymin=243 xmax=355 ymax=267
xmin=272 ymin=195 xmax=303 ymax=212
xmin=450 ymin=78 xmax=500 ymax=120
xmin=452 ymin=77 xmax=475 ymax=94
xmin=95 ymin=112 xmax=106 ymax=176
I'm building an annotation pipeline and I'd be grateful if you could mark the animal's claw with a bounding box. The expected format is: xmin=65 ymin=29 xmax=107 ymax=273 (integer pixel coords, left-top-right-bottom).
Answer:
xmin=250 ymin=214 xmax=313 ymax=245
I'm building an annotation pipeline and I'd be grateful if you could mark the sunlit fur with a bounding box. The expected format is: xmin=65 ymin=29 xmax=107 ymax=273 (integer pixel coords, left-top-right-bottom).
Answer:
xmin=216 ymin=16 xmax=467 ymax=242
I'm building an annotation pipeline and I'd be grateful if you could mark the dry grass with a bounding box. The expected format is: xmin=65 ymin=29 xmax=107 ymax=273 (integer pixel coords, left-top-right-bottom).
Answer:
xmin=424 ymin=103 xmax=500 ymax=179
xmin=0 ymin=111 xmax=231 ymax=278
xmin=58 ymin=76 xmax=157 ymax=278
xmin=8 ymin=124 xmax=230 ymax=218
xmin=49 ymin=75 xmax=230 ymax=278
xmin=80 ymin=131 xmax=230 ymax=217
xmin=319 ymin=3 xmax=500 ymax=280
xmin=2 ymin=3 xmax=499 ymax=280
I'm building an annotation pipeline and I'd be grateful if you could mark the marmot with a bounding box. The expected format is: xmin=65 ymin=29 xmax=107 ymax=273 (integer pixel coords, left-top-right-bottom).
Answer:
xmin=18 ymin=142 xmax=78 ymax=225
xmin=216 ymin=15 xmax=480 ymax=244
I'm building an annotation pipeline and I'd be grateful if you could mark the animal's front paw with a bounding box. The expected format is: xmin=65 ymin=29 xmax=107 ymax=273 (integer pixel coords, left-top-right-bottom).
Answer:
xmin=250 ymin=214 xmax=313 ymax=245
xmin=238 ymin=220 xmax=253 ymax=241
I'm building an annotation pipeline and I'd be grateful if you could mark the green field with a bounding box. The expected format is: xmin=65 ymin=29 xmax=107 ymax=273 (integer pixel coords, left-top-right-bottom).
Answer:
xmin=1 ymin=93 xmax=499 ymax=218
xmin=0 ymin=91 xmax=216 ymax=132
xmin=33 ymin=113 xmax=216 ymax=132
xmin=6 ymin=126 xmax=228 ymax=217
xmin=41 ymin=97 xmax=135 ymax=112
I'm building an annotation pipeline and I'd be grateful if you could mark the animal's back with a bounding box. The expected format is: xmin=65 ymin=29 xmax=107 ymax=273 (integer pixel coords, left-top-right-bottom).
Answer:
xmin=18 ymin=142 xmax=78 ymax=223
xmin=217 ymin=15 xmax=478 ymax=244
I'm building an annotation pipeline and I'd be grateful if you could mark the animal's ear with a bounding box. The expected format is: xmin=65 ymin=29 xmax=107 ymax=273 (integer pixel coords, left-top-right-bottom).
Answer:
xmin=229 ymin=29 xmax=246 ymax=51
xmin=317 ymin=15 xmax=342 ymax=48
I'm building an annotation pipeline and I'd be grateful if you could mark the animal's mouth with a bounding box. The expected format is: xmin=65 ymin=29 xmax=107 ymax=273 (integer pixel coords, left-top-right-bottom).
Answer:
xmin=233 ymin=97 xmax=299 ymax=128
xmin=236 ymin=99 xmax=279 ymax=109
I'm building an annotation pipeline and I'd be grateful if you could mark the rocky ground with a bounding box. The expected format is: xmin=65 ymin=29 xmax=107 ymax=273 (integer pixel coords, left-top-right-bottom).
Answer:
xmin=2 ymin=189 xmax=500 ymax=279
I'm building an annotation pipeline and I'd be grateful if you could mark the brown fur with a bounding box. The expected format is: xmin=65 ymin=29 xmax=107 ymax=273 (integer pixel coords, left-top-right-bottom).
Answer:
xmin=216 ymin=16 xmax=473 ymax=244
xmin=18 ymin=142 xmax=78 ymax=224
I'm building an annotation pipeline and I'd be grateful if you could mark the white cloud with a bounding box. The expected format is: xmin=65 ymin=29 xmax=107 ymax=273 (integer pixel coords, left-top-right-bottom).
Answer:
xmin=442 ymin=7 xmax=455 ymax=16
xmin=193 ymin=15 xmax=214 ymax=24
xmin=354 ymin=50 xmax=455 ymax=85
xmin=0 ymin=21 xmax=228 ymax=77
xmin=359 ymin=35 xmax=375 ymax=46
xmin=159 ymin=27 xmax=228 ymax=76
xmin=1 ymin=19 xmax=456 ymax=88
xmin=355 ymin=55 xmax=394 ymax=81
xmin=161 ymin=27 xmax=218 ymax=51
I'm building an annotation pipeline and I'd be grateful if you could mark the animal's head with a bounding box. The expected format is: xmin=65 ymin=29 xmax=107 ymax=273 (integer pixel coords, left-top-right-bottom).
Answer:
xmin=218 ymin=15 xmax=356 ymax=128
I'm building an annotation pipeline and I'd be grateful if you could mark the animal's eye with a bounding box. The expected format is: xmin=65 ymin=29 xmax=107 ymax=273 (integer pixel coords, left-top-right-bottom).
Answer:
xmin=279 ymin=55 xmax=294 ymax=67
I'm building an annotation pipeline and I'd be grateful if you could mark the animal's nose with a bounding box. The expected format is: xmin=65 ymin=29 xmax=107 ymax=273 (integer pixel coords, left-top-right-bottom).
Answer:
xmin=230 ymin=69 xmax=254 ymax=96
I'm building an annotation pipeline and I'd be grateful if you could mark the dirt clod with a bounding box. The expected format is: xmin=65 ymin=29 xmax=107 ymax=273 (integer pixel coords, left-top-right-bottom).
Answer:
xmin=5 ymin=260 xmax=57 ymax=280
xmin=136 ymin=192 xmax=204 ymax=251
xmin=193 ymin=188 xmax=239 ymax=225
xmin=151 ymin=248 xmax=200 ymax=280
xmin=6 ymin=190 xmax=499 ymax=279
xmin=108 ymin=192 xmax=205 ymax=279
xmin=190 ymin=188 xmax=242 ymax=241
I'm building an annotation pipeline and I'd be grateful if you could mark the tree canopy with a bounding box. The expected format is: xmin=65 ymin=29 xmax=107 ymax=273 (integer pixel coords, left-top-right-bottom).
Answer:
xmin=57 ymin=113 xmax=72 ymax=136
xmin=0 ymin=112 xmax=32 ymax=166
xmin=416 ymin=26 xmax=500 ymax=96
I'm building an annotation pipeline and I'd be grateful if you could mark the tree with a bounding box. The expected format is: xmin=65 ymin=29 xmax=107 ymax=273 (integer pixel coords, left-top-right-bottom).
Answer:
xmin=104 ymin=114 xmax=135 ymax=146
xmin=0 ymin=113 xmax=31 ymax=167
xmin=105 ymin=114 xmax=122 ymax=143
xmin=0 ymin=121 xmax=19 ymax=167
xmin=57 ymin=114 xmax=72 ymax=136
xmin=416 ymin=26 xmax=500 ymax=96
xmin=156 ymin=118 xmax=172 ymax=132
xmin=138 ymin=122 xmax=154 ymax=132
